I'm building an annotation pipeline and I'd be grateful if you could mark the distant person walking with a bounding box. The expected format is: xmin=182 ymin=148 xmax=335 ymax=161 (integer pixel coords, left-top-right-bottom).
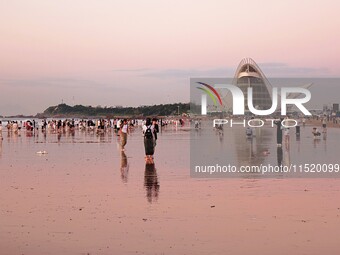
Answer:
xmin=194 ymin=120 xmax=199 ymax=129
xmin=143 ymin=118 xmax=155 ymax=164
xmin=296 ymin=118 xmax=301 ymax=135
xmin=283 ymin=117 xmax=290 ymax=146
xmin=274 ymin=118 xmax=283 ymax=147
xmin=120 ymin=119 xmax=129 ymax=151
xmin=246 ymin=127 xmax=253 ymax=138
xmin=152 ymin=118 xmax=159 ymax=146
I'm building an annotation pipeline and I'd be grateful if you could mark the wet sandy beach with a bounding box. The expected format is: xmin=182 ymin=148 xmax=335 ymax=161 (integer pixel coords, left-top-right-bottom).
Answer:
xmin=1 ymin=125 xmax=340 ymax=255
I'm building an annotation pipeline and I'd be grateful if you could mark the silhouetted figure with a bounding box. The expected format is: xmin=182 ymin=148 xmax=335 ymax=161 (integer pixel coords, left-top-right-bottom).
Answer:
xmin=143 ymin=118 xmax=155 ymax=163
xmin=274 ymin=118 xmax=283 ymax=147
xmin=246 ymin=127 xmax=253 ymax=138
xmin=296 ymin=118 xmax=301 ymax=136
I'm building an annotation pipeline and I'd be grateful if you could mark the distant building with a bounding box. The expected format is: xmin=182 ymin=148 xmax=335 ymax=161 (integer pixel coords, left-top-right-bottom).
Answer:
xmin=333 ymin=103 xmax=339 ymax=112
xmin=233 ymin=58 xmax=273 ymax=111
xmin=218 ymin=58 xmax=313 ymax=114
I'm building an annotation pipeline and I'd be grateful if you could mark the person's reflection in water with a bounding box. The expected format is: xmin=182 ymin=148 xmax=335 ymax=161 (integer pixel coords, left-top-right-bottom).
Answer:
xmin=98 ymin=131 xmax=105 ymax=143
xmin=323 ymin=132 xmax=327 ymax=152
xmin=277 ymin=147 xmax=283 ymax=166
xmin=284 ymin=141 xmax=291 ymax=166
xmin=218 ymin=128 xmax=224 ymax=143
xmin=144 ymin=163 xmax=159 ymax=203
xmin=120 ymin=151 xmax=129 ymax=183
xmin=42 ymin=128 xmax=47 ymax=142
xmin=57 ymin=132 xmax=62 ymax=143
xmin=247 ymin=136 xmax=254 ymax=159
xmin=296 ymin=132 xmax=300 ymax=142
xmin=313 ymin=138 xmax=320 ymax=148
xmin=323 ymin=132 xmax=327 ymax=141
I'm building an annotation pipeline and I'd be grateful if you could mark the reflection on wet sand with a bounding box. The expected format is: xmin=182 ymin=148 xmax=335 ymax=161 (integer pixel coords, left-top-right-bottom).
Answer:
xmin=192 ymin=120 xmax=339 ymax=178
xmin=234 ymin=127 xmax=272 ymax=167
xmin=323 ymin=132 xmax=327 ymax=141
xmin=0 ymin=139 xmax=2 ymax=158
xmin=120 ymin=151 xmax=129 ymax=183
xmin=313 ymin=137 xmax=321 ymax=148
xmin=277 ymin=147 xmax=283 ymax=166
xmin=284 ymin=141 xmax=291 ymax=166
xmin=144 ymin=163 xmax=160 ymax=203
xmin=57 ymin=131 xmax=62 ymax=142
xmin=0 ymin=122 xmax=340 ymax=254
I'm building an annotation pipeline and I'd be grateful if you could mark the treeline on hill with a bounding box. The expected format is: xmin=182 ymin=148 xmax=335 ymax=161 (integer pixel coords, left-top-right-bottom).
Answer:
xmin=38 ymin=103 xmax=190 ymax=118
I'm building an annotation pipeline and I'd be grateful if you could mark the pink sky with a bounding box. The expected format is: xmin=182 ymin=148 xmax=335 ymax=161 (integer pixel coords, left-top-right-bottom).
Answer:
xmin=0 ymin=0 xmax=340 ymax=115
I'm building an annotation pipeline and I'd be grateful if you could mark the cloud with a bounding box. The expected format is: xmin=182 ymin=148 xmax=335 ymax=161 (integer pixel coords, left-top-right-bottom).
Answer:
xmin=136 ymin=68 xmax=236 ymax=79
xmin=0 ymin=77 xmax=123 ymax=90
xmin=111 ymin=68 xmax=151 ymax=72
xmin=111 ymin=63 xmax=332 ymax=79
xmin=258 ymin=62 xmax=331 ymax=77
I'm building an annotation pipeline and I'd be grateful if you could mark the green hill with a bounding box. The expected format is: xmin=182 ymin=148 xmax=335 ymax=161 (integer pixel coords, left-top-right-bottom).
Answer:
xmin=38 ymin=103 xmax=190 ymax=118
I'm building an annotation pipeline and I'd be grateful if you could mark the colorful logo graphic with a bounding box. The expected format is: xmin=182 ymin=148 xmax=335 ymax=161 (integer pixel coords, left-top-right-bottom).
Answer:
xmin=196 ymin=81 xmax=312 ymax=116
xmin=196 ymin=82 xmax=222 ymax=106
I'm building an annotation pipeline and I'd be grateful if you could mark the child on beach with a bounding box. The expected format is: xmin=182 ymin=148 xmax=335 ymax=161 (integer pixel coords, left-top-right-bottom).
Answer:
xmin=312 ymin=127 xmax=321 ymax=138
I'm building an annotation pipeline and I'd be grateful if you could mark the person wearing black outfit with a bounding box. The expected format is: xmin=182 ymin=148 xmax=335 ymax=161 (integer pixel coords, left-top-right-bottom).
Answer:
xmin=274 ymin=118 xmax=283 ymax=147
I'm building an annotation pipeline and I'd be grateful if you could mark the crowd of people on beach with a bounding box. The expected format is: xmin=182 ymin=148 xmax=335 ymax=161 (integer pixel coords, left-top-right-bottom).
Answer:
xmin=264 ymin=116 xmax=333 ymax=147
xmin=239 ymin=115 xmax=336 ymax=144
xmin=1 ymin=114 xmax=337 ymax=164
xmin=0 ymin=117 xmax=188 ymax=164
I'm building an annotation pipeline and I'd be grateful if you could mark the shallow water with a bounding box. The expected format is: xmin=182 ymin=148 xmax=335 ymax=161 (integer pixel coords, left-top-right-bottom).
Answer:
xmin=191 ymin=121 xmax=340 ymax=178
xmin=1 ymin=125 xmax=340 ymax=255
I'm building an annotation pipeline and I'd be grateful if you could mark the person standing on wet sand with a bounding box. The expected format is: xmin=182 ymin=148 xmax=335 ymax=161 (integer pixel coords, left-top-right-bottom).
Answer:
xmin=152 ymin=118 xmax=159 ymax=147
xmin=274 ymin=118 xmax=283 ymax=147
xmin=296 ymin=118 xmax=301 ymax=135
xmin=120 ymin=119 xmax=129 ymax=151
xmin=143 ymin=118 xmax=155 ymax=163
xmin=322 ymin=117 xmax=327 ymax=133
